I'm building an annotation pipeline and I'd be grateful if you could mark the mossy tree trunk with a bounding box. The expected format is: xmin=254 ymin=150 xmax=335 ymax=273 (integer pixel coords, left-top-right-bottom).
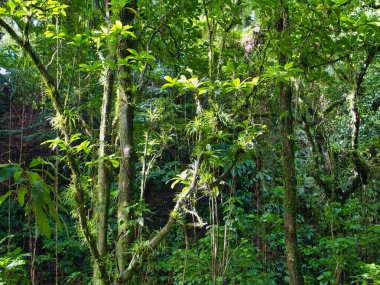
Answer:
xmin=277 ymin=3 xmax=305 ymax=285
xmin=93 ymin=2 xmax=117 ymax=283
xmin=115 ymin=1 xmax=138 ymax=282
xmin=94 ymin=31 xmax=116 ymax=285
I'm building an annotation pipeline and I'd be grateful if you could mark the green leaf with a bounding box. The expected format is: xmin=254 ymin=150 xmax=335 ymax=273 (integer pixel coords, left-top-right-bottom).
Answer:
xmin=73 ymin=140 xmax=92 ymax=154
xmin=126 ymin=7 xmax=137 ymax=15
xmin=0 ymin=7 xmax=7 ymax=16
xmin=233 ymin=78 xmax=240 ymax=88
xmin=79 ymin=61 xmax=103 ymax=72
xmin=115 ymin=20 xmax=123 ymax=29
xmin=8 ymin=0 xmax=16 ymax=15
xmin=0 ymin=164 xmax=20 ymax=182
xmin=35 ymin=206 xmax=51 ymax=238
xmin=70 ymin=133 xmax=82 ymax=142
xmin=121 ymin=30 xmax=135 ymax=38
xmin=41 ymin=137 xmax=65 ymax=150
xmin=29 ymin=157 xmax=49 ymax=169
xmin=15 ymin=7 xmax=28 ymax=17
xmin=107 ymin=155 xmax=120 ymax=168
xmin=171 ymin=178 xmax=181 ymax=189
xmin=161 ymin=83 xmax=173 ymax=90
xmin=127 ymin=48 xmax=138 ymax=56
xmin=252 ymin=76 xmax=259 ymax=86
xmin=17 ymin=186 xmax=27 ymax=207
xmin=44 ymin=30 xmax=55 ymax=38
xmin=164 ymin=75 xmax=173 ymax=83
xmin=13 ymin=170 xmax=23 ymax=183
xmin=198 ymin=87 xmax=208 ymax=95
xmin=110 ymin=159 xmax=119 ymax=168
xmin=27 ymin=171 xmax=43 ymax=185
xmin=0 ymin=190 xmax=14 ymax=205
xmin=284 ymin=62 xmax=294 ymax=70
xmin=222 ymin=62 xmax=235 ymax=75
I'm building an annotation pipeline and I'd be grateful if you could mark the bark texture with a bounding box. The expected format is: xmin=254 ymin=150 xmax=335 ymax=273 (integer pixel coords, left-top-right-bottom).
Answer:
xmin=280 ymin=83 xmax=304 ymax=285
xmin=115 ymin=1 xmax=138 ymax=281
xmin=345 ymin=46 xmax=378 ymax=201
xmin=94 ymin=56 xmax=115 ymax=285
xmin=277 ymin=4 xmax=305 ymax=285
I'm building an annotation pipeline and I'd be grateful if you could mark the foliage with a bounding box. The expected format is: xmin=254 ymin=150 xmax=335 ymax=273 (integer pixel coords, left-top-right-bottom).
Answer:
xmin=0 ymin=0 xmax=379 ymax=284
xmin=0 ymin=238 xmax=29 ymax=285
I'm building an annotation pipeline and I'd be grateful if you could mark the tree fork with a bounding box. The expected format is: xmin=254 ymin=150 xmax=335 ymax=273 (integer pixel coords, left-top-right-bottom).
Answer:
xmin=119 ymin=153 xmax=239 ymax=282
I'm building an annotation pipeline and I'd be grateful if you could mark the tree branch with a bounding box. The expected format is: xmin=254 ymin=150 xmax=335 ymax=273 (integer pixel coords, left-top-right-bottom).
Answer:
xmin=310 ymin=54 xmax=349 ymax=69
xmin=120 ymin=151 xmax=239 ymax=282
xmin=323 ymin=99 xmax=345 ymax=116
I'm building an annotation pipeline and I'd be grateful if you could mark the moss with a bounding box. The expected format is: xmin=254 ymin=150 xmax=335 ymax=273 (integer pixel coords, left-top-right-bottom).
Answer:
xmin=170 ymin=209 xmax=178 ymax=219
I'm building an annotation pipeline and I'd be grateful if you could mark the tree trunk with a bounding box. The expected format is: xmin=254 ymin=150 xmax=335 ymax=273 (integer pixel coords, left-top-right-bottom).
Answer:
xmin=94 ymin=63 xmax=115 ymax=285
xmin=93 ymin=3 xmax=117 ymax=283
xmin=116 ymin=1 xmax=138 ymax=282
xmin=280 ymin=82 xmax=304 ymax=285
xmin=344 ymin=46 xmax=377 ymax=201
xmin=277 ymin=4 xmax=305 ymax=285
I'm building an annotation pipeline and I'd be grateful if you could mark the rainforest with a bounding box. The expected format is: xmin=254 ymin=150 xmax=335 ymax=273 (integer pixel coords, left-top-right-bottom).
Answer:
xmin=0 ymin=0 xmax=379 ymax=284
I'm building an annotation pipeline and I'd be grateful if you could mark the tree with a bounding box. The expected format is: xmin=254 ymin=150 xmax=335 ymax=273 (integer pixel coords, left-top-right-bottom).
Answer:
xmin=1 ymin=0 xmax=379 ymax=284
xmin=276 ymin=3 xmax=304 ymax=284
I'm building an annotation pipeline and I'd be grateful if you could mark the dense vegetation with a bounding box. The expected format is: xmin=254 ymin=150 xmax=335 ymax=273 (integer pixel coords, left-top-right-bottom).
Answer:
xmin=0 ymin=0 xmax=379 ymax=284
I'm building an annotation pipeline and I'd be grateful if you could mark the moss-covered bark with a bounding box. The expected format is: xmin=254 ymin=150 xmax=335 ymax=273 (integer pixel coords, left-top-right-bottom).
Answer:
xmin=277 ymin=4 xmax=304 ymax=285
xmin=115 ymin=1 xmax=138 ymax=282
